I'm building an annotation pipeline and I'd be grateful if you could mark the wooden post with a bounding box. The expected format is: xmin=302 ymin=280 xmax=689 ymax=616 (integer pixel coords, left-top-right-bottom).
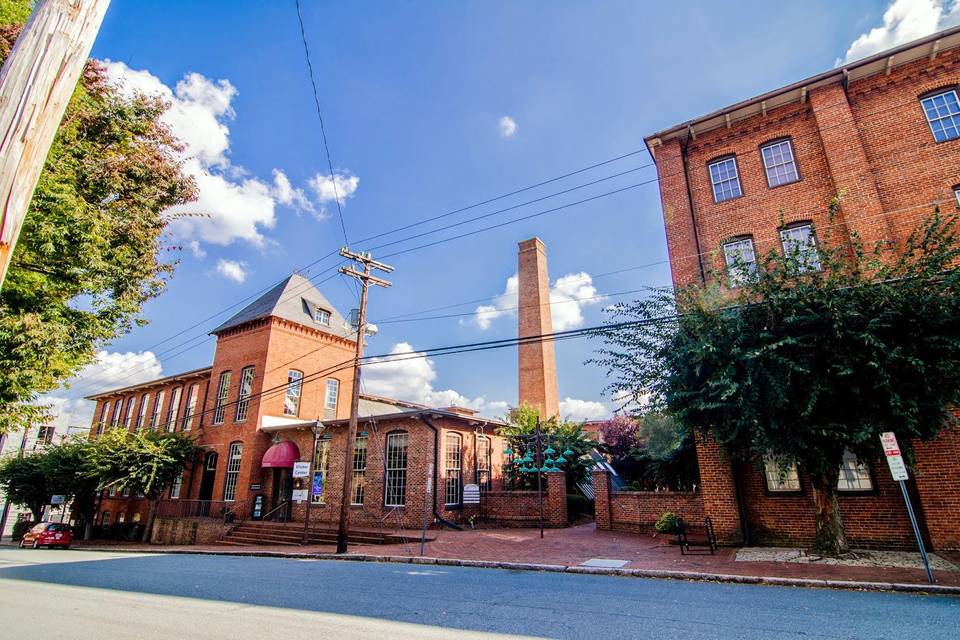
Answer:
xmin=0 ymin=0 xmax=112 ymax=288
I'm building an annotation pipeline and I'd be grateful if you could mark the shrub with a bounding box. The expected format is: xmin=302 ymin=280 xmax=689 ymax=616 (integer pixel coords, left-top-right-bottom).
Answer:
xmin=654 ymin=512 xmax=681 ymax=535
xmin=566 ymin=494 xmax=595 ymax=520
xmin=12 ymin=519 xmax=35 ymax=541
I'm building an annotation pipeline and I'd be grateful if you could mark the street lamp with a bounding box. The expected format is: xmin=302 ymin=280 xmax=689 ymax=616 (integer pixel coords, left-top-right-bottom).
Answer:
xmin=504 ymin=417 xmax=565 ymax=539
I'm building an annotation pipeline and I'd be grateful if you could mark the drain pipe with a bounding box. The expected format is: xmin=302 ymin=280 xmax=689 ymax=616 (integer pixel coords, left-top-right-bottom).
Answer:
xmin=418 ymin=415 xmax=463 ymax=531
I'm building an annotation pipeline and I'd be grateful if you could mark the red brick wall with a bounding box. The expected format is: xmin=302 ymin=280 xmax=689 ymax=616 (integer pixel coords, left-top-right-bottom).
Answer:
xmin=593 ymin=470 xmax=704 ymax=534
xmin=478 ymin=472 xmax=567 ymax=527
xmin=913 ymin=426 xmax=960 ymax=549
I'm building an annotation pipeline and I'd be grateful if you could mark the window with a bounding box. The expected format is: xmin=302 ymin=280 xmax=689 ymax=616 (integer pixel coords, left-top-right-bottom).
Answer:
xmin=149 ymin=391 xmax=164 ymax=431
xmin=136 ymin=393 xmax=149 ymax=430
xmin=235 ymin=366 xmax=255 ymax=422
xmin=444 ymin=433 xmax=462 ymax=506
xmin=213 ymin=371 xmax=232 ymax=425
xmin=954 ymin=186 xmax=960 ymax=208
xmin=384 ymin=432 xmax=409 ymax=507
xmin=315 ymin=308 xmax=331 ymax=325
xmin=101 ymin=511 xmax=111 ymax=526
xmin=182 ymin=384 xmax=199 ymax=431
xmin=123 ymin=396 xmax=136 ymax=430
xmin=708 ymin=156 xmax=742 ymax=203
xmin=111 ymin=398 xmax=123 ymax=428
xmin=763 ymin=456 xmax=802 ymax=493
xmin=284 ymin=370 xmax=303 ymax=417
xmin=324 ymin=378 xmax=340 ymax=411
xmin=476 ymin=436 xmax=492 ymax=491
xmin=223 ymin=442 xmax=243 ymax=501
xmin=760 ymin=139 xmax=799 ymax=187
xmin=352 ymin=434 xmax=368 ymax=505
xmin=121 ymin=486 xmax=131 ymax=498
xmin=312 ymin=437 xmax=332 ymax=505
xmin=722 ymin=237 xmax=757 ymax=286
xmin=170 ymin=472 xmax=183 ymax=499
xmin=837 ymin=450 xmax=874 ymax=492
xmin=165 ymin=387 xmax=182 ymax=432
xmin=96 ymin=401 xmax=109 ymax=436
xmin=36 ymin=425 xmax=55 ymax=447
xmin=132 ymin=513 xmax=141 ymax=523
xmin=779 ymin=223 xmax=821 ymax=272
xmin=117 ymin=512 xmax=126 ymax=524
xmin=921 ymin=89 xmax=960 ymax=142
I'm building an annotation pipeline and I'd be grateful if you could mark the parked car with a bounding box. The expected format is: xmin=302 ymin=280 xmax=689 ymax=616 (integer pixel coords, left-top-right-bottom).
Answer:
xmin=19 ymin=522 xmax=73 ymax=549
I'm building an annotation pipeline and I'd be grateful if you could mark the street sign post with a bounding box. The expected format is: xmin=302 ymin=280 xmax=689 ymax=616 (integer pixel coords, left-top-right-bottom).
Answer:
xmin=880 ymin=432 xmax=934 ymax=584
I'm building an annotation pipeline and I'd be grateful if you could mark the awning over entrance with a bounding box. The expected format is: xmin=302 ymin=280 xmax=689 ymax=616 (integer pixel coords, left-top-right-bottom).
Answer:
xmin=261 ymin=440 xmax=300 ymax=468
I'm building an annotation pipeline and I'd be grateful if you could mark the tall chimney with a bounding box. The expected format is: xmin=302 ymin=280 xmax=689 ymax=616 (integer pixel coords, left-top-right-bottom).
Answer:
xmin=517 ymin=237 xmax=559 ymax=418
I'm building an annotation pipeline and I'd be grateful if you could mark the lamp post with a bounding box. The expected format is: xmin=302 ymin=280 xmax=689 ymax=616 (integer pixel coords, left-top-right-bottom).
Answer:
xmin=503 ymin=417 xmax=575 ymax=539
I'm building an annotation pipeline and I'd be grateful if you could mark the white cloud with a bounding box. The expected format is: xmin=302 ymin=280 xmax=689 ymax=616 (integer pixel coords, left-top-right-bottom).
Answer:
xmin=307 ymin=172 xmax=360 ymax=220
xmin=840 ymin=0 xmax=960 ymax=64
xmin=499 ymin=115 xmax=518 ymax=137
xmin=559 ymin=397 xmax=609 ymax=422
xmin=103 ymin=61 xmax=337 ymax=249
xmin=363 ymin=342 xmax=507 ymax=418
xmin=186 ymin=240 xmax=206 ymax=258
xmin=471 ymin=272 xmax=605 ymax=331
xmin=216 ymin=259 xmax=248 ymax=283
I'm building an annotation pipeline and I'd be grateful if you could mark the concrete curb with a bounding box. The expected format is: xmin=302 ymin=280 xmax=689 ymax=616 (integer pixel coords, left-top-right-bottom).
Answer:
xmin=68 ymin=545 xmax=960 ymax=595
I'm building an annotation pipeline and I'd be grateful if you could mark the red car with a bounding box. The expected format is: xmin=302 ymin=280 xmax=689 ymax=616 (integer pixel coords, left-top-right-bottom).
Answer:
xmin=19 ymin=522 xmax=73 ymax=549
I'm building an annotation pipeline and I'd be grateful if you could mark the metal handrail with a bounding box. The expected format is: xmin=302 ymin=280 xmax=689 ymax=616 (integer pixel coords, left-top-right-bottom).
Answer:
xmin=260 ymin=500 xmax=291 ymax=522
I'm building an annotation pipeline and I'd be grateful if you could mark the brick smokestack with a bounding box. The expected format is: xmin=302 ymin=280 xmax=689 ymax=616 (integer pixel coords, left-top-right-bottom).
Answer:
xmin=517 ymin=237 xmax=559 ymax=418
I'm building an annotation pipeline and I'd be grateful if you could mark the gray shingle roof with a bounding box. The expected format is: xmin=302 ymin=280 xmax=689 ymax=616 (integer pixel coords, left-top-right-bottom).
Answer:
xmin=211 ymin=274 xmax=354 ymax=339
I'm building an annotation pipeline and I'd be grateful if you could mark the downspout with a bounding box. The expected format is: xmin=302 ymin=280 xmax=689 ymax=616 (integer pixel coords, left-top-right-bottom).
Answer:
xmin=417 ymin=415 xmax=463 ymax=531
xmin=680 ymin=137 xmax=708 ymax=285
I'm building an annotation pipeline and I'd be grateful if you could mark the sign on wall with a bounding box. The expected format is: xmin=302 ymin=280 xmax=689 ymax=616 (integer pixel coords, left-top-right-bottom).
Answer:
xmin=463 ymin=484 xmax=480 ymax=505
xmin=292 ymin=461 xmax=310 ymax=478
xmin=292 ymin=489 xmax=308 ymax=502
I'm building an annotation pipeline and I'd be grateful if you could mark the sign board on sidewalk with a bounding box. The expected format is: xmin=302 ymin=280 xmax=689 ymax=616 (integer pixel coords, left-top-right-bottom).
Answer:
xmin=291 ymin=489 xmax=308 ymax=502
xmin=463 ymin=484 xmax=480 ymax=505
xmin=880 ymin=432 xmax=909 ymax=481
xmin=292 ymin=461 xmax=310 ymax=478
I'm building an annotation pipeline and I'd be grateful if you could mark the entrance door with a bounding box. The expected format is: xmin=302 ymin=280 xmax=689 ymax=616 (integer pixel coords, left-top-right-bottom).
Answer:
xmin=199 ymin=452 xmax=218 ymax=502
xmin=270 ymin=468 xmax=292 ymax=521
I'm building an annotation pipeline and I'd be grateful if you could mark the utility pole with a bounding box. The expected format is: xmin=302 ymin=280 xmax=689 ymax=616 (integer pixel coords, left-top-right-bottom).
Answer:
xmin=0 ymin=0 xmax=112 ymax=289
xmin=335 ymin=248 xmax=393 ymax=553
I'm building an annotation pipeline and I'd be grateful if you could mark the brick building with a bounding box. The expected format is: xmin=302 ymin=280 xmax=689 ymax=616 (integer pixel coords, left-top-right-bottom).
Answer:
xmin=641 ymin=27 xmax=960 ymax=550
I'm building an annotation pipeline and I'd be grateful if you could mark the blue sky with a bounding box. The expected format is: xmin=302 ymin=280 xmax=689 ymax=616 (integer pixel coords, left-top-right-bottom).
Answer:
xmin=46 ymin=0 xmax=960 ymax=427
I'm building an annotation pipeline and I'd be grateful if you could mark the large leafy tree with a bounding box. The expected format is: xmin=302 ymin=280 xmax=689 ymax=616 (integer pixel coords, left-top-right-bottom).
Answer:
xmin=594 ymin=208 xmax=960 ymax=555
xmin=0 ymin=451 xmax=51 ymax=521
xmin=44 ymin=438 xmax=100 ymax=539
xmin=85 ymin=429 xmax=199 ymax=541
xmin=0 ymin=5 xmax=197 ymax=433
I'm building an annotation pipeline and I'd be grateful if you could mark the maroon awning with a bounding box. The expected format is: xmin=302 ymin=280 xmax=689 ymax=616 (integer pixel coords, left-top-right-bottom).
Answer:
xmin=261 ymin=440 xmax=300 ymax=468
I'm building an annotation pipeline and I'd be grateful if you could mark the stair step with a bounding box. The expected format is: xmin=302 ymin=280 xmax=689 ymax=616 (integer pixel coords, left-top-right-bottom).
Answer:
xmin=218 ymin=521 xmax=418 ymax=547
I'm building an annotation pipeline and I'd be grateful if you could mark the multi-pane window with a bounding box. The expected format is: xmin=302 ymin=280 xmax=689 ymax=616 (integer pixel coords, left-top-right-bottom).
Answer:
xmin=312 ymin=437 xmax=331 ymax=505
xmin=165 ymin=387 xmax=182 ymax=432
xmin=325 ymin=378 xmax=339 ymax=411
xmin=837 ymin=450 xmax=874 ymax=492
xmin=101 ymin=512 xmax=111 ymax=526
xmin=352 ymin=435 xmax=368 ymax=505
xmin=117 ymin=513 xmax=126 ymax=524
xmin=722 ymin=237 xmax=757 ymax=287
xmin=235 ymin=366 xmax=255 ymax=422
xmin=36 ymin=425 xmax=55 ymax=447
xmin=708 ymin=156 xmax=742 ymax=203
xmin=123 ymin=396 xmax=136 ymax=430
xmin=760 ymin=139 xmax=799 ymax=187
xmin=213 ymin=371 xmax=232 ymax=425
xmin=148 ymin=391 xmax=164 ymax=430
xmin=182 ymin=384 xmax=199 ymax=431
xmin=763 ymin=456 xmax=802 ymax=493
xmin=136 ymin=393 xmax=149 ymax=430
xmin=111 ymin=399 xmax=123 ymax=428
xmin=223 ymin=442 xmax=243 ymax=501
xmin=921 ymin=89 xmax=960 ymax=142
xmin=284 ymin=370 xmax=303 ymax=417
xmin=444 ymin=433 xmax=462 ymax=506
xmin=96 ymin=401 xmax=109 ymax=436
xmin=385 ymin=432 xmax=409 ymax=507
xmin=316 ymin=308 xmax=331 ymax=325
xmin=170 ymin=472 xmax=183 ymax=499
xmin=779 ymin=223 xmax=821 ymax=272
xmin=476 ymin=436 xmax=492 ymax=491
xmin=954 ymin=186 xmax=960 ymax=209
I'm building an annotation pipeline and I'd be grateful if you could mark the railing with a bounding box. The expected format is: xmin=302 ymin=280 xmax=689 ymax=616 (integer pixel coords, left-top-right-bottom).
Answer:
xmin=156 ymin=499 xmax=249 ymax=521
xmin=260 ymin=500 xmax=291 ymax=522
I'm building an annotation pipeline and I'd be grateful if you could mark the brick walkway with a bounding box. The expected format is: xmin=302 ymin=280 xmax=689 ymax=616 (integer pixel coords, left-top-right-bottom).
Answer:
xmin=73 ymin=523 xmax=960 ymax=587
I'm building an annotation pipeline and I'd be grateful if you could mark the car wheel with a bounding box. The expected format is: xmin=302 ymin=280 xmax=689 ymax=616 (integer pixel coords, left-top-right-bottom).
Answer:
xmin=32 ymin=540 xmax=40 ymax=549
xmin=18 ymin=539 xmax=25 ymax=548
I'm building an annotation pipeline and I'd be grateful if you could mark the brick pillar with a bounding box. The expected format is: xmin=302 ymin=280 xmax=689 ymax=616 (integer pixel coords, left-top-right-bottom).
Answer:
xmin=518 ymin=237 xmax=559 ymax=418
xmin=912 ymin=425 xmax=960 ymax=550
xmin=651 ymin=138 xmax=704 ymax=288
xmin=546 ymin=471 xmax=568 ymax=526
xmin=695 ymin=436 xmax=743 ymax=544
xmin=592 ymin=469 xmax=611 ymax=530
xmin=809 ymin=84 xmax=893 ymax=246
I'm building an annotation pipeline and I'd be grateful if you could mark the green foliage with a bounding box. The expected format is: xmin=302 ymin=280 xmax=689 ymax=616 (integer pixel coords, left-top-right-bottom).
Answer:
xmin=0 ymin=21 xmax=197 ymax=434
xmin=11 ymin=518 xmax=34 ymax=541
xmin=594 ymin=207 xmax=960 ymax=553
xmin=85 ymin=429 xmax=199 ymax=500
xmin=0 ymin=452 xmax=50 ymax=519
xmin=0 ymin=0 xmax=31 ymax=25
xmin=597 ymin=413 xmax=699 ymax=491
xmin=654 ymin=512 xmax=680 ymax=535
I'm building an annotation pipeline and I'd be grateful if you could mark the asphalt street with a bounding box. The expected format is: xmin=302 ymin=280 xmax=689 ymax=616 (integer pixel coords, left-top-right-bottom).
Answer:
xmin=0 ymin=547 xmax=957 ymax=639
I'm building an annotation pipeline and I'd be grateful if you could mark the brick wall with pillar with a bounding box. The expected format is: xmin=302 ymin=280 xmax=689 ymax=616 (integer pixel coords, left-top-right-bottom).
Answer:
xmin=593 ymin=469 xmax=611 ymax=530
xmin=694 ymin=437 xmax=743 ymax=544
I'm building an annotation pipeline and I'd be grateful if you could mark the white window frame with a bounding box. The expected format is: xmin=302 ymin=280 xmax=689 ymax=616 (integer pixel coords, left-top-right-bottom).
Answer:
xmin=444 ymin=432 xmax=462 ymax=506
xmin=315 ymin=308 xmax=331 ymax=326
xmin=235 ymin=366 xmax=255 ymax=422
xmin=760 ymin=139 xmax=800 ymax=188
xmin=182 ymin=384 xmax=199 ymax=431
xmin=384 ymin=432 xmax=409 ymax=507
xmin=213 ymin=371 xmax=232 ymax=425
xmin=837 ymin=449 xmax=874 ymax=492
xmin=763 ymin=456 xmax=802 ymax=493
xmin=223 ymin=442 xmax=243 ymax=502
xmin=111 ymin=398 xmax=123 ymax=428
xmin=170 ymin=472 xmax=183 ymax=499
xmin=722 ymin=237 xmax=757 ymax=287
xmin=921 ymin=89 xmax=960 ymax=143
xmin=352 ymin=434 xmax=367 ymax=506
xmin=123 ymin=396 xmax=136 ymax=430
xmin=136 ymin=393 xmax=149 ymax=430
xmin=284 ymin=370 xmax=303 ymax=417
xmin=324 ymin=378 xmax=340 ymax=411
xmin=148 ymin=390 xmax=164 ymax=431
xmin=779 ymin=223 xmax=821 ymax=272
xmin=476 ymin=435 xmax=492 ymax=491
xmin=96 ymin=401 xmax=109 ymax=436
xmin=165 ymin=386 xmax=182 ymax=432
xmin=708 ymin=156 xmax=742 ymax=203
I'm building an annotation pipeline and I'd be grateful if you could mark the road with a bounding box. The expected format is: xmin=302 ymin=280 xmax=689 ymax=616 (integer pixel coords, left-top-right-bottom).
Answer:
xmin=0 ymin=548 xmax=956 ymax=639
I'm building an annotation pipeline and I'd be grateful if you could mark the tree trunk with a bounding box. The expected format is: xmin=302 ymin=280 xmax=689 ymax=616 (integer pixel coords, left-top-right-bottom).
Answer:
xmin=809 ymin=472 xmax=848 ymax=556
xmin=142 ymin=498 xmax=158 ymax=543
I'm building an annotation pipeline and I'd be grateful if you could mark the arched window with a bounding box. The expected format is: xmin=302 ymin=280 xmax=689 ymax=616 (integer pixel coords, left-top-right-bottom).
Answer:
xmin=123 ymin=396 xmax=136 ymax=430
xmin=444 ymin=432 xmax=462 ymax=506
xmin=284 ymin=370 xmax=303 ymax=416
xmin=476 ymin=435 xmax=492 ymax=490
xmin=223 ymin=442 xmax=243 ymax=501
xmin=234 ymin=366 xmax=255 ymax=422
xmin=352 ymin=433 xmax=368 ymax=506
xmin=722 ymin=236 xmax=757 ymax=287
xmin=165 ymin=386 xmax=183 ymax=432
xmin=384 ymin=431 xmax=409 ymax=507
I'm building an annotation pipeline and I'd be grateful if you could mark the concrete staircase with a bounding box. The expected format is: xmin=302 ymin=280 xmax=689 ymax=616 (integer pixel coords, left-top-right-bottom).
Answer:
xmin=218 ymin=521 xmax=415 ymax=547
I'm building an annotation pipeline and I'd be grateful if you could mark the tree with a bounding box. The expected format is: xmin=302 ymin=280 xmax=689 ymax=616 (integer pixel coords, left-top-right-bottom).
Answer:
xmin=85 ymin=429 xmax=199 ymax=542
xmin=0 ymin=6 xmax=197 ymax=434
xmin=0 ymin=451 xmax=51 ymax=521
xmin=44 ymin=438 xmax=100 ymax=539
xmin=594 ymin=207 xmax=960 ymax=555
xmin=595 ymin=413 xmax=698 ymax=491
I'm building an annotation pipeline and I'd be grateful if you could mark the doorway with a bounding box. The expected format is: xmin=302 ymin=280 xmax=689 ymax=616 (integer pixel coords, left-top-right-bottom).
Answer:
xmin=269 ymin=468 xmax=292 ymax=521
xmin=199 ymin=452 xmax=218 ymax=503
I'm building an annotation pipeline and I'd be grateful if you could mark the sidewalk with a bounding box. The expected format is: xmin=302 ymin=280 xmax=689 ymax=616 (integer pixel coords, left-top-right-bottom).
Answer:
xmin=72 ymin=523 xmax=960 ymax=593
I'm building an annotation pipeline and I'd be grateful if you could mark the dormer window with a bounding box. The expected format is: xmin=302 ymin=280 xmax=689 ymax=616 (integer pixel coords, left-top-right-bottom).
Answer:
xmin=315 ymin=308 xmax=331 ymax=326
